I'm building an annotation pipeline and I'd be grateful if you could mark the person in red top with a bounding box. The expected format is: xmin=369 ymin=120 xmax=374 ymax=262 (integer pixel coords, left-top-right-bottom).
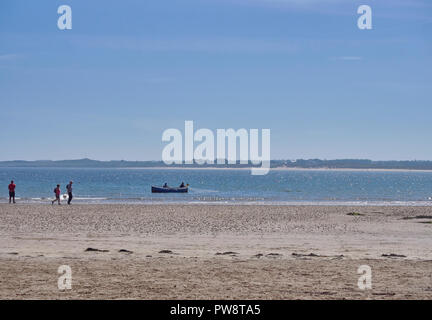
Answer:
xmin=8 ymin=180 xmax=16 ymax=204
xmin=52 ymin=184 xmax=61 ymax=205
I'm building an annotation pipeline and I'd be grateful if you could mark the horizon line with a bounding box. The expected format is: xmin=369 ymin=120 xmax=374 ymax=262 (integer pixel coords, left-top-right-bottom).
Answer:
xmin=2 ymin=158 xmax=432 ymax=163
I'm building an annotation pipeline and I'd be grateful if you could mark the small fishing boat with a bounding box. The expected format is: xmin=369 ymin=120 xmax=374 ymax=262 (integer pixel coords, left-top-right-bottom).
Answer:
xmin=151 ymin=185 xmax=188 ymax=193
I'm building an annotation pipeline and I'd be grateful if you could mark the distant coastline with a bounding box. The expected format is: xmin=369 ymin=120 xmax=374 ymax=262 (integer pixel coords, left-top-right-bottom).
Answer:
xmin=101 ymin=166 xmax=432 ymax=173
xmin=122 ymin=167 xmax=432 ymax=173
xmin=2 ymin=158 xmax=432 ymax=171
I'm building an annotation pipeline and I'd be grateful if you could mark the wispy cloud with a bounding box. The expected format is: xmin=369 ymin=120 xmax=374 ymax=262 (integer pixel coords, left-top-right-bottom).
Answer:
xmin=227 ymin=0 xmax=431 ymax=8
xmin=228 ymin=0 xmax=346 ymax=7
xmin=219 ymin=0 xmax=432 ymax=20
xmin=68 ymin=35 xmax=300 ymax=54
xmin=0 ymin=53 xmax=19 ymax=60
xmin=221 ymin=0 xmax=351 ymax=15
xmin=332 ymin=56 xmax=363 ymax=61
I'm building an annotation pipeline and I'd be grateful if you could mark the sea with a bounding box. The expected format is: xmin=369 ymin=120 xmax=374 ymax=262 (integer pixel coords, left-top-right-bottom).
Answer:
xmin=1 ymin=167 xmax=432 ymax=205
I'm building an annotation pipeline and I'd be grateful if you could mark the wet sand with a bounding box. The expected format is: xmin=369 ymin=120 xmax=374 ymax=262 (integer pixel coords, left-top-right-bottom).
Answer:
xmin=0 ymin=204 xmax=431 ymax=299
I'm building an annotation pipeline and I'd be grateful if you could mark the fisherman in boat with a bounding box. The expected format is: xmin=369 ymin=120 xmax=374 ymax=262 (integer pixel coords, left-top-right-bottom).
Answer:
xmin=151 ymin=183 xmax=188 ymax=193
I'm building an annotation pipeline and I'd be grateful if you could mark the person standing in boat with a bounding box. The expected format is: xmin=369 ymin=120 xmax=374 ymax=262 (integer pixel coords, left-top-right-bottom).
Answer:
xmin=163 ymin=182 xmax=168 ymax=188
xmin=179 ymin=182 xmax=185 ymax=188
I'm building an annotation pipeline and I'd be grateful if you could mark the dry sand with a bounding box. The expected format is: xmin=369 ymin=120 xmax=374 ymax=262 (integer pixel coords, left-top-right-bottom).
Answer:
xmin=0 ymin=204 xmax=431 ymax=299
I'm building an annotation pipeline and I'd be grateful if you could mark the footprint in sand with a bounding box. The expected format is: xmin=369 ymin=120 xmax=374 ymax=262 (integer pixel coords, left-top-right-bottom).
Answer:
xmin=381 ymin=253 xmax=406 ymax=258
xmin=159 ymin=250 xmax=175 ymax=254
xmin=215 ymin=251 xmax=238 ymax=256
xmin=266 ymin=253 xmax=282 ymax=257
xmin=85 ymin=248 xmax=109 ymax=253
xmin=118 ymin=249 xmax=133 ymax=254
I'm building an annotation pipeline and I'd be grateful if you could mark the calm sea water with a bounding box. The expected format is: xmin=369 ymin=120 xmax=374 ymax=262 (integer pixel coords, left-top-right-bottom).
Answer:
xmin=1 ymin=167 xmax=432 ymax=205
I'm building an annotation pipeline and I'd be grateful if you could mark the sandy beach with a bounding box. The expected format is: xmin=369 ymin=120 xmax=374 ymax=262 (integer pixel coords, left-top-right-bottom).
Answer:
xmin=0 ymin=204 xmax=431 ymax=299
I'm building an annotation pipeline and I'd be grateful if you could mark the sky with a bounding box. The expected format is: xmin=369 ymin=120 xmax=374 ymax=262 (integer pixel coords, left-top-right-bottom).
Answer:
xmin=0 ymin=0 xmax=431 ymax=161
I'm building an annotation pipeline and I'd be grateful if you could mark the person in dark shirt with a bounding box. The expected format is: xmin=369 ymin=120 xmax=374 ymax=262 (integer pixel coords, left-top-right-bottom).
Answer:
xmin=179 ymin=182 xmax=185 ymax=188
xmin=8 ymin=181 xmax=16 ymax=204
xmin=66 ymin=181 xmax=73 ymax=205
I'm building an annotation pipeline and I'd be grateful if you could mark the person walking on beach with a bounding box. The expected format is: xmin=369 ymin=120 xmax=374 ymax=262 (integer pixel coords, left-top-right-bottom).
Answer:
xmin=52 ymin=184 xmax=61 ymax=205
xmin=66 ymin=181 xmax=73 ymax=205
xmin=8 ymin=180 xmax=16 ymax=204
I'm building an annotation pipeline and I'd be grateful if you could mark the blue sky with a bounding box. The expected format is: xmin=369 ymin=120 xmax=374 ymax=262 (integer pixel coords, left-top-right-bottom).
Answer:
xmin=0 ymin=0 xmax=431 ymax=161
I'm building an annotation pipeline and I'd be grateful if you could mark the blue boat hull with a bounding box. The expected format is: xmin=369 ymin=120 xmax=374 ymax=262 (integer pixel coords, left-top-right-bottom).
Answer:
xmin=151 ymin=186 xmax=188 ymax=193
